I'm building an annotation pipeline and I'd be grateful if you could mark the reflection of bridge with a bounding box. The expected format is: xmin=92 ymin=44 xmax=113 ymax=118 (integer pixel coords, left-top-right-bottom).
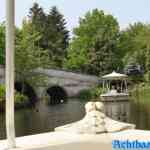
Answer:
xmin=0 ymin=66 xmax=99 ymax=100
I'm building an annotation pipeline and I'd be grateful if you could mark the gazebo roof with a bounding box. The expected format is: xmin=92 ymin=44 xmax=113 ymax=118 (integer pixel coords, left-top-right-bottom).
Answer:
xmin=102 ymin=71 xmax=127 ymax=80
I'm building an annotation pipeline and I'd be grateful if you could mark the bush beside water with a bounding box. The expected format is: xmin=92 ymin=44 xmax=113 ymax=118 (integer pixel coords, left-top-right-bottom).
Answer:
xmin=78 ymin=86 xmax=103 ymax=101
xmin=0 ymin=85 xmax=5 ymax=102
xmin=14 ymin=92 xmax=29 ymax=109
xmin=0 ymin=84 xmax=30 ymax=111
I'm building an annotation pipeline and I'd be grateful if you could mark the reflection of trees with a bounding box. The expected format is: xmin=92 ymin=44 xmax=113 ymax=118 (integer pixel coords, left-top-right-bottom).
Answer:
xmin=105 ymin=101 xmax=150 ymax=130
xmin=130 ymin=102 xmax=150 ymax=130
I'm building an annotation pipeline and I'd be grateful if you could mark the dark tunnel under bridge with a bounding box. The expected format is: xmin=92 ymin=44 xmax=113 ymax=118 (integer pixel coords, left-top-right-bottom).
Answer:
xmin=46 ymin=86 xmax=68 ymax=105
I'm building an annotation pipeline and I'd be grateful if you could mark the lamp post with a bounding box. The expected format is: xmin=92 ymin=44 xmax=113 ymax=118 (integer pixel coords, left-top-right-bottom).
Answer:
xmin=5 ymin=0 xmax=16 ymax=148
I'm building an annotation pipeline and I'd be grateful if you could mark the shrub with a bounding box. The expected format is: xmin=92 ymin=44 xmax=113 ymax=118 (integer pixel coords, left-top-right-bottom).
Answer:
xmin=78 ymin=86 xmax=103 ymax=101
xmin=78 ymin=89 xmax=92 ymax=101
xmin=0 ymin=85 xmax=5 ymax=101
xmin=15 ymin=91 xmax=29 ymax=105
xmin=91 ymin=86 xmax=103 ymax=99
xmin=0 ymin=84 xmax=29 ymax=104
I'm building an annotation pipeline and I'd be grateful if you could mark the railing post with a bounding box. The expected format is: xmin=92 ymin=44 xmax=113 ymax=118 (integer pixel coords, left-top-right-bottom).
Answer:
xmin=6 ymin=0 xmax=16 ymax=148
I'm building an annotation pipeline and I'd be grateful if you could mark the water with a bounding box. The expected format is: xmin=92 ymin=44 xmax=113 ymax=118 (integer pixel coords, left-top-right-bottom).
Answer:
xmin=105 ymin=101 xmax=150 ymax=130
xmin=0 ymin=99 xmax=86 ymax=140
xmin=0 ymin=97 xmax=150 ymax=140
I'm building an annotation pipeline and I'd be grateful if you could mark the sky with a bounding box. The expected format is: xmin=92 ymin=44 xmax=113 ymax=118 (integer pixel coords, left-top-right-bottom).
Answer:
xmin=0 ymin=0 xmax=150 ymax=32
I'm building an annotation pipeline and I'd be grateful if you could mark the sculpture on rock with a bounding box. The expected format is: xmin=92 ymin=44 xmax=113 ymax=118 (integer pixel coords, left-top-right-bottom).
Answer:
xmin=55 ymin=101 xmax=135 ymax=134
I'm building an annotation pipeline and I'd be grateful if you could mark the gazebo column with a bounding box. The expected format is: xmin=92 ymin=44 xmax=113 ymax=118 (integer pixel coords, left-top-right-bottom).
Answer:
xmin=6 ymin=0 xmax=16 ymax=148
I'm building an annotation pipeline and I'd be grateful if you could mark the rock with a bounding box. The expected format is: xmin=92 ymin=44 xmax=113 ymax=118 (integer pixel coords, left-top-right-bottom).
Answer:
xmin=55 ymin=101 xmax=135 ymax=134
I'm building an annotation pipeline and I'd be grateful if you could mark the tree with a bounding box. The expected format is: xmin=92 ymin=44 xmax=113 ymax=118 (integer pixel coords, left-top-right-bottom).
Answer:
xmin=64 ymin=9 xmax=120 ymax=75
xmin=133 ymin=24 xmax=150 ymax=82
xmin=119 ymin=23 xmax=150 ymax=71
xmin=46 ymin=6 xmax=69 ymax=67
xmin=0 ymin=20 xmax=50 ymax=91
xmin=28 ymin=4 xmax=69 ymax=68
xmin=28 ymin=2 xmax=47 ymax=49
xmin=29 ymin=3 xmax=46 ymax=26
xmin=15 ymin=21 xmax=50 ymax=87
xmin=0 ymin=23 xmax=5 ymax=65
xmin=135 ymin=25 xmax=150 ymax=73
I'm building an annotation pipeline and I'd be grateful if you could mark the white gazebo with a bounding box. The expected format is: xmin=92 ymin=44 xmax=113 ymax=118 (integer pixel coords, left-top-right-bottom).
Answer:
xmin=102 ymin=71 xmax=128 ymax=80
xmin=100 ymin=71 xmax=129 ymax=102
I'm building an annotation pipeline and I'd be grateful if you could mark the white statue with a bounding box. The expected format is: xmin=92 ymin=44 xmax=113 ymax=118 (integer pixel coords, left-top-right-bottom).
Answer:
xmin=55 ymin=101 xmax=135 ymax=134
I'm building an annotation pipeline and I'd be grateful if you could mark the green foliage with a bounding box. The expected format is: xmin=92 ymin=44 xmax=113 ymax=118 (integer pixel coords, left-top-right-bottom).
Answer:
xmin=0 ymin=85 xmax=5 ymax=101
xmin=0 ymin=3 xmax=69 ymax=88
xmin=15 ymin=21 xmax=50 ymax=86
xmin=46 ymin=6 xmax=69 ymax=67
xmin=78 ymin=89 xmax=92 ymax=100
xmin=64 ymin=9 xmax=121 ymax=75
xmin=117 ymin=22 xmax=150 ymax=85
xmin=29 ymin=3 xmax=69 ymax=68
xmin=78 ymin=86 xmax=103 ymax=101
xmin=29 ymin=2 xmax=46 ymax=31
xmin=90 ymin=86 xmax=103 ymax=98
xmin=0 ymin=85 xmax=29 ymax=105
xmin=15 ymin=91 xmax=29 ymax=105
xmin=119 ymin=23 xmax=150 ymax=73
xmin=0 ymin=23 xmax=5 ymax=65
xmin=1 ymin=4 xmax=150 ymax=87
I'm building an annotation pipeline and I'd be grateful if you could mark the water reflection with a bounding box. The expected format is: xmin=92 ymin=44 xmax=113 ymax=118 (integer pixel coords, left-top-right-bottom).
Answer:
xmin=0 ymin=99 xmax=86 ymax=140
xmin=129 ymin=102 xmax=150 ymax=130
xmin=104 ymin=102 xmax=130 ymax=122
xmin=1 ymin=98 xmax=150 ymax=140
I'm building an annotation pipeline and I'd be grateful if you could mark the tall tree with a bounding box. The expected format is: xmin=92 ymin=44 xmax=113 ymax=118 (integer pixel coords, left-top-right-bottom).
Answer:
xmin=28 ymin=4 xmax=69 ymax=68
xmin=64 ymin=9 xmax=120 ymax=75
xmin=46 ymin=6 xmax=69 ymax=67
xmin=28 ymin=3 xmax=46 ymax=31
xmin=119 ymin=23 xmax=149 ymax=70
xmin=15 ymin=21 xmax=50 ymax=87
xmin=28 ymin=3 xmax=47 ymax=49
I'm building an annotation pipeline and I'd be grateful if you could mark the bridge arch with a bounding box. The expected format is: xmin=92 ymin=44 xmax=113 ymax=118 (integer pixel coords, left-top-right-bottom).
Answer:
xmin=46 ymin=85 xmax=68 ymax=105
xmin=15 ymin=81 xmax=37 ymax=104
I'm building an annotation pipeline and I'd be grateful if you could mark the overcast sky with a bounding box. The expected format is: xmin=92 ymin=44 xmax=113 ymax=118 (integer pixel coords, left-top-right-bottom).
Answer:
xmin=0 ymin=0 xmax=150 ymax=32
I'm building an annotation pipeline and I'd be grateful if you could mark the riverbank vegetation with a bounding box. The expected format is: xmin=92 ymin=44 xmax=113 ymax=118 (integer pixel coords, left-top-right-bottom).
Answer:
xmin=77 ymin=86 xmax=103 ymax=101
xmin=0 ymin=2 xmax=150 ymax=102
xmin=130 ymin=83 xmax=150 ymax=104
xmin=0 ymin=85 xmax=30 ymax=112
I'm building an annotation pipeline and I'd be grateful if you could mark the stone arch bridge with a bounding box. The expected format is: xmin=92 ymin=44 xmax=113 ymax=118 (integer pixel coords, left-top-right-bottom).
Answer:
xmin=0 ymin=66 xmax=99 ymax=102
xmin=34 ymin=68 xmax=99 ymax=98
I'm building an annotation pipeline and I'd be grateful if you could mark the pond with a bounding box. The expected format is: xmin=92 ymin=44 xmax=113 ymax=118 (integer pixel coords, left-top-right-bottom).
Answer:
xmin=0 ymin=96 xmax=150 ymax=140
